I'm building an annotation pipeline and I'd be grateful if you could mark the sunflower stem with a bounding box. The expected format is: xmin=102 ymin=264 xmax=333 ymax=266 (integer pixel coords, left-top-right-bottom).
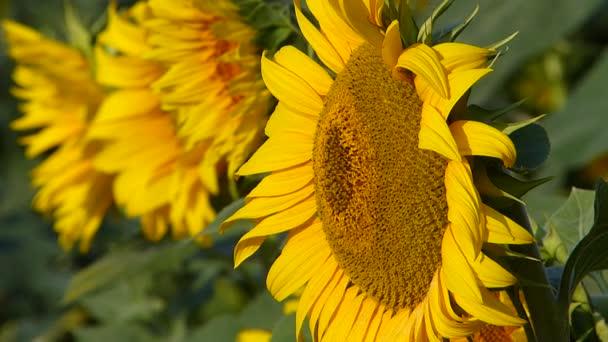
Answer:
xmin=507 ymin=203 xmax=568 ymax=342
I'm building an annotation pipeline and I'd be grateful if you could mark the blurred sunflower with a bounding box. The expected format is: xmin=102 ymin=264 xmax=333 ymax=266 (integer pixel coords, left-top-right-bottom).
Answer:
xmin=3 ymin=20 xmax=112 ymax=252
xmin=89 ymin=0 xmax=269 ymax=240
xmin=223 ymin=0 xmax=535 ymax=340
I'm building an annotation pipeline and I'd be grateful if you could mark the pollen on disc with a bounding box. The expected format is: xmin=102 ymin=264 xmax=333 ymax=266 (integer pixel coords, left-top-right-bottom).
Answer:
xmin=312 ymin=43 xmax=449 ymax=310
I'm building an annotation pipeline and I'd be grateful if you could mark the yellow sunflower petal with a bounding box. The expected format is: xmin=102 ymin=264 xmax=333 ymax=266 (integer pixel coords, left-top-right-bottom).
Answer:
xmin=267 ymin=221 xmax=331 ymax=300
xmin=445 ymin=161 xmax=482 ymax=257
xmin=318 ymin=275 xmax=350 ymax=338
xmin=236 ymin=134 xmax=312 ymax=176
xmin=397 ymin=43 xmax=449 ymax=99
xmin=433 ymin=43 xmax=491 ymax=72
xmin=294 ymin=0 xmax=345 ymax=73
xmin=308 ymin=0 xmax=364 ymax=63
xmin=233 ymin=197 xmax=317 ymax=267
xmin=423 ymin=300 xmax=443 ymax=342
xmin=309 ymin=266 xmax=344 ymax=339
xmin=473 ymin=252 xmax=517 ymax=288
xmin=376 ymin=309 xmax=396 ymax=342
xmin=261 ymin=52 xmax=323 ymax=116
xmin=483 ymin=204 xmax=535 ymax=244
xmin=346 ymin=296 xmax=379 ymax=341
xmin=248 ymin=163 xmax=313 ymax=198
xmin=363 ymin=303 xmax=384 ymax=342
xmin=337 ymin=0 xmax=384 ymax=46
xmin=419 ymin=102 xmax=461 ymax=161
xmin=450 ymin=120 xmax=516 ymax=167
xmin=453 ymin=287 xmax=526 ymax=326
xmin=382 ymin=307 xmax=414 ymax=341
xmin=415 ymin=68 xmax=492 ymax=120
xmin=441 ymin=228 xmax=483 ymax=302
xmin=430 ymin=271 xmax=482 ymax=337
xmin=273 ymin=45 xmax=334 ymax=96
xmin=226 ymin=184 xmax=314 ymax=221
xmin=296 ymin=257 xmax=339 ymax=341
xmin=265 ymin=103 xmax=318 ymax=138
xmin=382 ymin=20 xmax=402 ymax=68
xmin=323 ymin=287 xmax=363 ymax=341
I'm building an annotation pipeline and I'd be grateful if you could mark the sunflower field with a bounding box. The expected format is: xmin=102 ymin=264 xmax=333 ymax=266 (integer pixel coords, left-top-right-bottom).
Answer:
xmin=1 ymin=0 xmax=608 ymax=341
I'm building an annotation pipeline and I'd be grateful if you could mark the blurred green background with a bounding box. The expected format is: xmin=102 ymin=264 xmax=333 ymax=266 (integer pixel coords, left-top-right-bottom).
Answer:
xmin=0 ymin=0 xmax=607 ymax=341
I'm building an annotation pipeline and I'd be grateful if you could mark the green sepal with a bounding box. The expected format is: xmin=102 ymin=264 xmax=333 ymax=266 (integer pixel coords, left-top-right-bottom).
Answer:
xmin=486 ymin=31 xmax=519 ymax=51
xmin=417 ymin=0 xmax=454 ymax=45
xmin=483 ymin=244 xmax=550 ymax=290
xmin=510 ymin=123 xmax=551 ymax=171
xmin=449 ymin=4 xmax=479 ymax=42
xmin=452 ymin=99 xmax=527 ymax=123
xmin=433 ymin=4 xmax=478 ymax=44
xmin=493 ymin=114 xmax=546 ymax=135
xmin=397 ymin=1 xmax=418 ymax=47
xmin=485 ymin=163 xmax=553 ymax=199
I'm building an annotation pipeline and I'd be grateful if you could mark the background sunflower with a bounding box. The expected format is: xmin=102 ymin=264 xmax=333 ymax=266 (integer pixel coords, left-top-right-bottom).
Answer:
xmin=0 ymin=0 xmax=607 ymax=341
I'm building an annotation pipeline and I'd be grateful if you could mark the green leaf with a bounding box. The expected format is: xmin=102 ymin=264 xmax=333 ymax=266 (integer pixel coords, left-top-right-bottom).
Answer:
xmin=510 ymin=123 xmax=551 ymax=171
xmin=80 ymin=283 xmax=165 ymax=323
xmin=63 ymin=241 xmax=197 ymax=303
xmin=558 ymin=180 xmax=608 ymax=313
xmin=543 ymin=187 xmax=596 ymax=256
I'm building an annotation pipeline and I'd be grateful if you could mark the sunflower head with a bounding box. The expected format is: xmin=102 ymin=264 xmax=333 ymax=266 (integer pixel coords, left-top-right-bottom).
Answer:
xmin=223 ymin=0 xmax=537 ymax=340
xmin=145 ymin=0 xmax=271 ymax=174
xmin=3 ymin=20 xmax=112 ymax=252
xmin=88 ymin=0 xmax=271 ymax=242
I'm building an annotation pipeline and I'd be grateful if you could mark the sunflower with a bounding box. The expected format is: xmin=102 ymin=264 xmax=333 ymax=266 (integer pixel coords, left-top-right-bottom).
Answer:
xmin=3 ymin=20 xmax=113 ymax=252
xmin=145 ymin=0 xmax=270 ymax=176
xmin=89 ymin=0 xmax=268 ymax=240
xmin=223 ymin=1 xmax=535 ymax=340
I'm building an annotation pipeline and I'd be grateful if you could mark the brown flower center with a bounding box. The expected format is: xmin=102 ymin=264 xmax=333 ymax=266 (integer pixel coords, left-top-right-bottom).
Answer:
xmin=312 ymin=43 xmax=449 ymax=310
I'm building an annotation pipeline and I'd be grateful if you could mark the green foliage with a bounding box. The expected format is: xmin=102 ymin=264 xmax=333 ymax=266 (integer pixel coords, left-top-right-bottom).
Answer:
xmin=545 ymin=50 xmax=608 ymax=169
xmin=64 ymin=242 xmax=198 ymax=303
xmin=236 ymin=0 xmax=306 ymax=54
xmin=554 ymin=180 xmax=608 ymax=337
